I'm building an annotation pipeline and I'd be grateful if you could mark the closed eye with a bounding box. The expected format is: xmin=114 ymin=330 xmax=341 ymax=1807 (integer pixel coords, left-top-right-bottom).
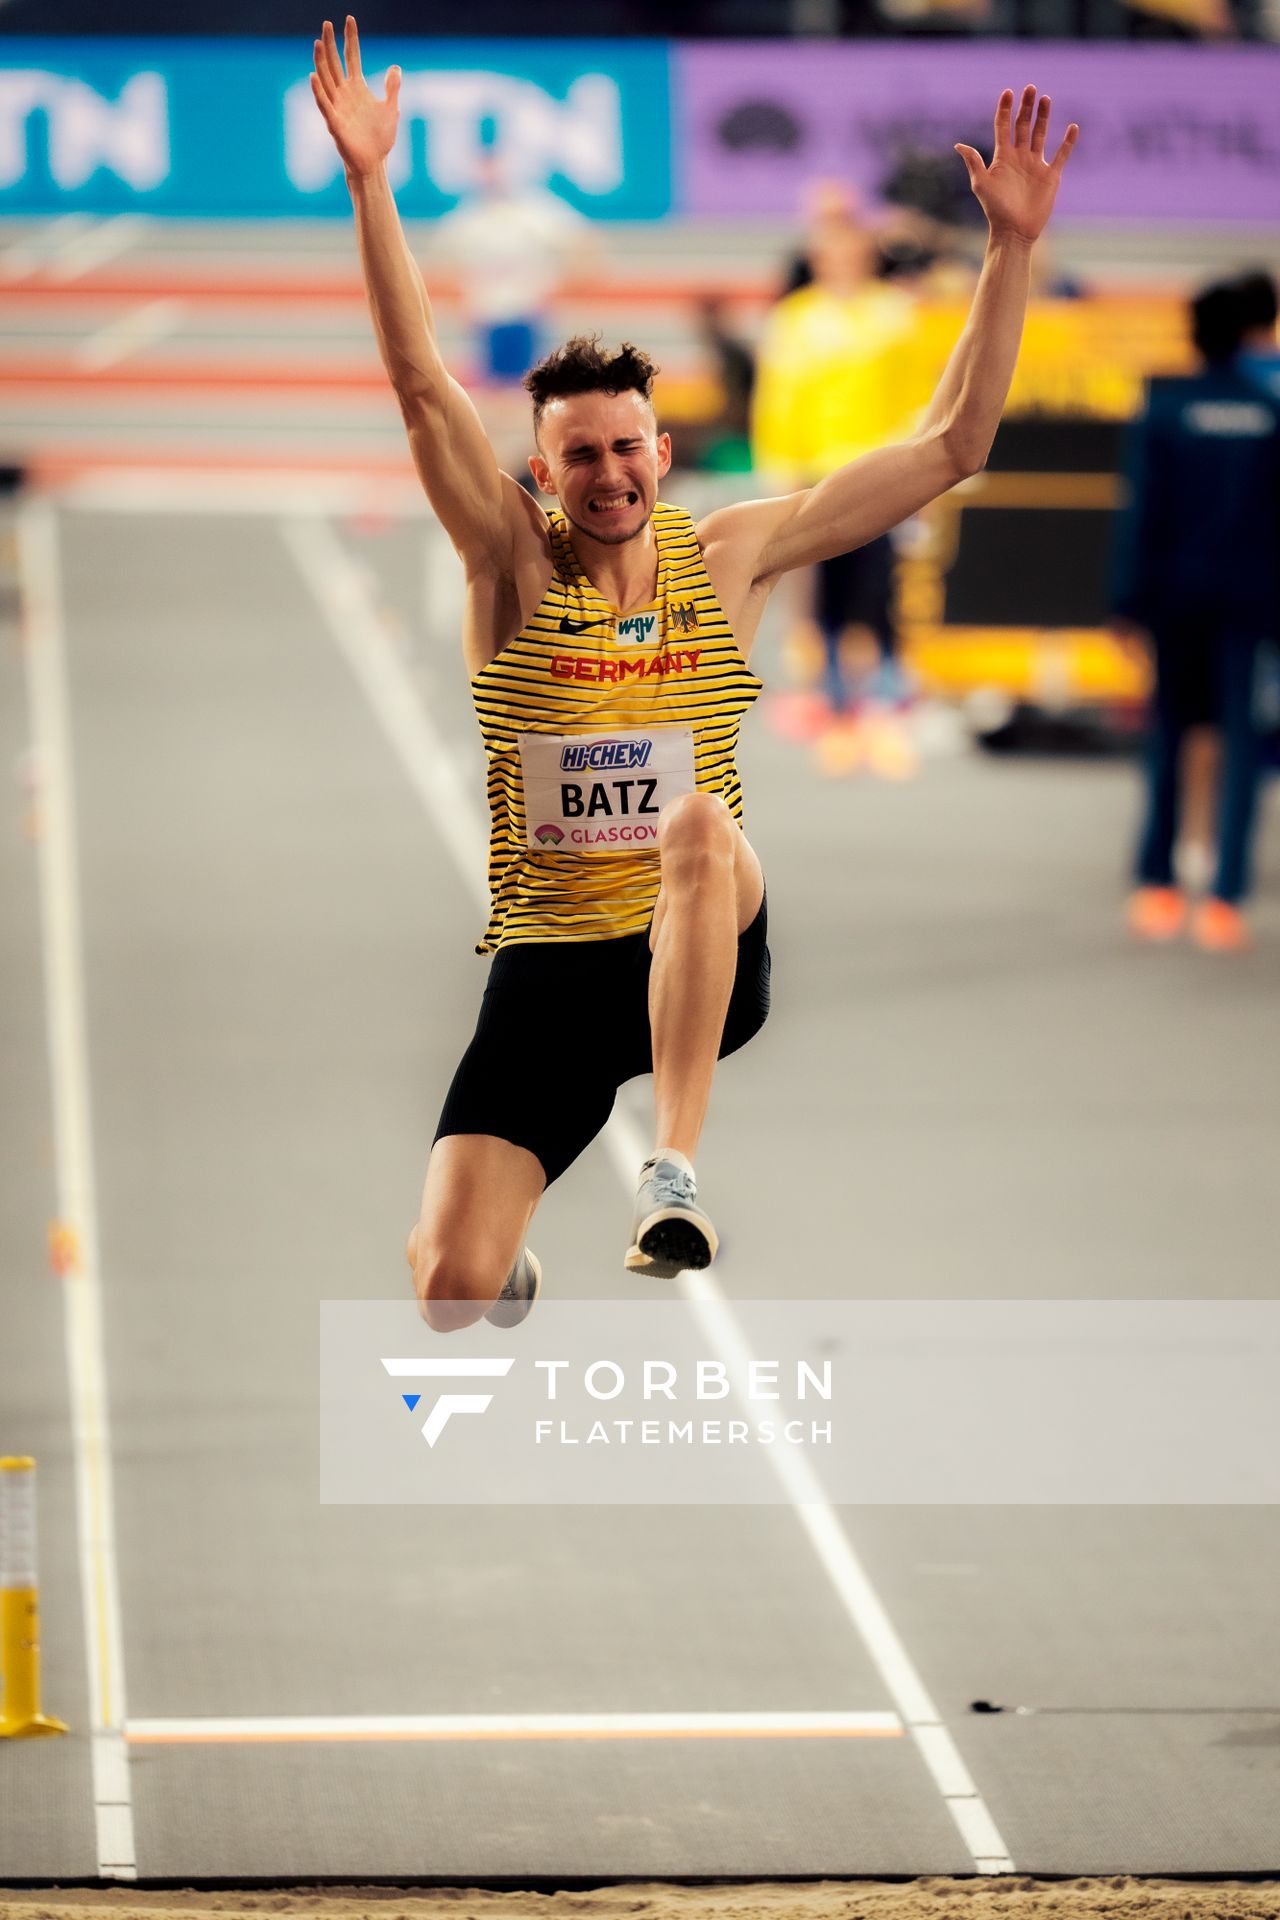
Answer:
xmin=564 ymin=439 xmax=644 ymax=463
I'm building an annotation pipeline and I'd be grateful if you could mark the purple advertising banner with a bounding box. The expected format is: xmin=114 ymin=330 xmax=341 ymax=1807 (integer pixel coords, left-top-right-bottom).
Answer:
xmin=675 ymin=44 xmax=1280 ymax=223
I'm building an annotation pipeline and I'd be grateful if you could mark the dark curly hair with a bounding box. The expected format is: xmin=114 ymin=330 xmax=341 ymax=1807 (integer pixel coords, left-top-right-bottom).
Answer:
xmin=524 ymin=335 xmax=659 ymax=440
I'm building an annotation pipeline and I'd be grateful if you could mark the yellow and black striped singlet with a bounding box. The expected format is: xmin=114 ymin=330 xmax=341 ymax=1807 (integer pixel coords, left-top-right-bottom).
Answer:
xmin=472 ymin=501 xmax=763 ymax=952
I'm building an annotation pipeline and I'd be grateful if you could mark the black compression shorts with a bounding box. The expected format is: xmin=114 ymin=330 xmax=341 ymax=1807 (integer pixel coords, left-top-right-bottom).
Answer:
xmin=434 ymin=891 xmax=770 ymax=1186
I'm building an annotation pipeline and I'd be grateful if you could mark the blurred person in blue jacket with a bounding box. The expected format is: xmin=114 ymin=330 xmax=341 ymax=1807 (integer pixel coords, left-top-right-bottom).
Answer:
xmin=1237 ymin=269 xmax=1280 ymax=400
xmin=1110 ymin=273 xmax=1280 ymax=952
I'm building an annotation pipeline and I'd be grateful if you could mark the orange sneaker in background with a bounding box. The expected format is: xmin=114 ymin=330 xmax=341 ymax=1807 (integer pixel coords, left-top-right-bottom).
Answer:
xmin=1191 ymin=898 xmax=1251 ymax=952
xmin=863 ymin=712 xmax=920 ymax=782
xmin=814 ymin=716 xmax=866 ymax=778
xmin=1127 ymin=886 xmax=1187 ymax=941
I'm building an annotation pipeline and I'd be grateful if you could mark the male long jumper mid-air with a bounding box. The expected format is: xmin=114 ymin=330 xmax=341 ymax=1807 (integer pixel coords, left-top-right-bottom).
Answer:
xmin=311 ymin=17 xmax=1078 ymax=1331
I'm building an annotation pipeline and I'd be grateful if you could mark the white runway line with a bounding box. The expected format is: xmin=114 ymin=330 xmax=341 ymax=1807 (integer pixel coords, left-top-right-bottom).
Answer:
xmin=56 ymin=472 xmax=428 ymax=518
xmin=126 ymin=1710 xmax=903 ymax=1745
xmin=18 ymin=497 xmax=137 ymax=1882
xmin=75 ymin=298 xmax=184 ymax=373
xmin=278 ymin=513 xmax=487 ymax=886
xmin=658 ymin=1239 xmax=1011 ymax=1873
xmin=284 ymin=510 xmax=1016 ymax=1877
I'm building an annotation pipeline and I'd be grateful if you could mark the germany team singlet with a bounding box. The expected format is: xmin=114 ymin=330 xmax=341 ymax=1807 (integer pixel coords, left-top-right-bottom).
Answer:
xmin=472 ymin=500 xmax=763 ymax=952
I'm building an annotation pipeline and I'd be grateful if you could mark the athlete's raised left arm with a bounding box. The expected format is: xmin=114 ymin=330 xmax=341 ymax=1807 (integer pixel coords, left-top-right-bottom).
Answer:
xmin=699 ymin=87 xmax=1078 ymax=588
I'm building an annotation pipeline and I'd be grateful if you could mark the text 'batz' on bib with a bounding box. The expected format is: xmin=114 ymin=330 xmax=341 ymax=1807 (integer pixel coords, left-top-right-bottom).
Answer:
xmin=518 ymin=728 xmax=697 ymax=852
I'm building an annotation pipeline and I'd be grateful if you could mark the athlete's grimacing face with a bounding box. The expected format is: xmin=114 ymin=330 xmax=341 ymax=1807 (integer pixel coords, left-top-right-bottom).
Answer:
xmin=529 ymin=389 xmax=672 ymax=548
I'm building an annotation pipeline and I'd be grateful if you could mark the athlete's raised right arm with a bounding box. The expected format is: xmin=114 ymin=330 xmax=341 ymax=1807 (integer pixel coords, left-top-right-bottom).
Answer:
xmin=311 ymin=17 xmax=515 ymax=571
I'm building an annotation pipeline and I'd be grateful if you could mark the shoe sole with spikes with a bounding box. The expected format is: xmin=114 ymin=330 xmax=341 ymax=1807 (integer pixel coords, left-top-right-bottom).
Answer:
xmin=624 ymin=1208 xmax=718 ymax=1281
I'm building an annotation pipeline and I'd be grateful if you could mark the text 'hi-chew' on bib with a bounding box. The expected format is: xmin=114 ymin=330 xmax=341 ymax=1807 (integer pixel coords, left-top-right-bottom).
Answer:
xmin=519 ymin=726 xmax=697 ymax=852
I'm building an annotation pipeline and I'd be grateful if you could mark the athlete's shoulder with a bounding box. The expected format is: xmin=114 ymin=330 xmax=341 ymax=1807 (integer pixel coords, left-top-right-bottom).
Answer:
xmin=654 ymin=498 xmax=696 ymax=536
xmin=527 ymin=500 xmax=573 ymax=576
xmin=656 ymin=499 xmax=712 ymax=572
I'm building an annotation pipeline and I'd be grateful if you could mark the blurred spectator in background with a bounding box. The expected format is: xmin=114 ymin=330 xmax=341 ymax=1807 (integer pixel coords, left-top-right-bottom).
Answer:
xmin=1118 ymin=0 xmax=1234 ymax=34
xmin=752 ymin=183 xmax=926 ymax=774
xmin=878 ymin=142 xmax=1085 ymax=298
xmin=875 ymin=0 xmax=994 ymax=28
xmin=1239 ymin=269 xmax=1280 ymax=398
xmin=877 ymin=144 xmax=985 ymax=295
xmin=1110 ymin=272 xmax=1280 ymax=952
xmin=432 ymin=149 xmax=589 ymax=386
xmin=690 ymin=296 xmax=756 ymax=475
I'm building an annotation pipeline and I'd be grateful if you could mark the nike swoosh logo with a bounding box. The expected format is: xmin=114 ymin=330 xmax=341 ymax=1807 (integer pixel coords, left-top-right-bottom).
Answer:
xmin=559 ymin=616 xmax=612 ymax=636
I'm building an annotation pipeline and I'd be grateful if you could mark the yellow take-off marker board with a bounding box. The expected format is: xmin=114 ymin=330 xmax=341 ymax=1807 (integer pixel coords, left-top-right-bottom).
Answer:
xmin=0 ymin=1456 xmax=67 ymax=1737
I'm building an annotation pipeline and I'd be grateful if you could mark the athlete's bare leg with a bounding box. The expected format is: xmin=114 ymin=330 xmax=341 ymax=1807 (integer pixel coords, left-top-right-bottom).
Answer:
xmin=647 ymin=792 xmax=765 ymax=1161
xmin=406 ymin=1134 xmax=545 ymax=1333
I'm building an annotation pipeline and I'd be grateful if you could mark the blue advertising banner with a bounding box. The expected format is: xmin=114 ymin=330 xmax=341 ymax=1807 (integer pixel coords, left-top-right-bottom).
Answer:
xmin=0 ymin=39 xmax=672 ymax=218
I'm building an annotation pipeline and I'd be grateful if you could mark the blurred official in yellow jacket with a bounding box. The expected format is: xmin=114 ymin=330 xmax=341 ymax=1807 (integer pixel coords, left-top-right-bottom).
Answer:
xmin=752 ymin=197 xmax=925 ymax=726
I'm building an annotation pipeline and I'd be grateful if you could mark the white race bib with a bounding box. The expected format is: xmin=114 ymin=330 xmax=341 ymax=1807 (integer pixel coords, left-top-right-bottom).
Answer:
xmin=518 ymin=728 xmax=696 ymax=852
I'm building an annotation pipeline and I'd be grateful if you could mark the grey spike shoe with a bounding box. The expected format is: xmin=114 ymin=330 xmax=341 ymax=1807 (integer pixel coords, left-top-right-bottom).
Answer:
xmin=624 ymin=1159 xmax=718 ymax=1279
xmin=484 ymin=1247 xmax=542 ymax=1328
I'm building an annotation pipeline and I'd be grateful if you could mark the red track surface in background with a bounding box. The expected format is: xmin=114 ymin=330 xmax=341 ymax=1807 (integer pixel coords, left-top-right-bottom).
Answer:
xmin=0 ymin=272 xmax=772 ymax=307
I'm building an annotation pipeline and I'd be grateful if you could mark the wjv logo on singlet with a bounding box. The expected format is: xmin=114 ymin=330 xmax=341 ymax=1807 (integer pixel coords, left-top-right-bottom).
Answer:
xmin=617 ymin=612 xmax=657 ymax=643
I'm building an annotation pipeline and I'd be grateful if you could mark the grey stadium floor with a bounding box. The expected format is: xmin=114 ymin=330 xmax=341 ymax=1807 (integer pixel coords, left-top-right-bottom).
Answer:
xmin=2 ymin=203 xmax=1280 ymax=1892
xmin=2 ymin=483 xmax=1279 ymax=1884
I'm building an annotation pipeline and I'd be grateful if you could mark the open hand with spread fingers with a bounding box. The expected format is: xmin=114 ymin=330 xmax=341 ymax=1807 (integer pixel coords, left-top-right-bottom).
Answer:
xmin=955 ymin=86 xmax=1079 ymax=246
xmin=310 ymin=15 xmax=400 ymax=180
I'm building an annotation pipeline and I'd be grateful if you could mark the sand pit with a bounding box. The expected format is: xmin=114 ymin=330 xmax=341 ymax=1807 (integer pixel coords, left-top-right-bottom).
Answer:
xmin=5 ymin=1880 xmax=1280 ymax=1920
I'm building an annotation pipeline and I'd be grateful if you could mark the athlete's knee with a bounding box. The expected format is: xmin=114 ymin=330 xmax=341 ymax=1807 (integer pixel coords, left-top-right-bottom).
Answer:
xmin=658 ymin=792 xmax=737 ymax=878
xmin=412 ymin=1244 xmax=505 ymax=1333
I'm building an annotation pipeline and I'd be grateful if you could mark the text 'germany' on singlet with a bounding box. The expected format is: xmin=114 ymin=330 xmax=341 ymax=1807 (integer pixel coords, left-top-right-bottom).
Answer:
xmin=471 ymin=500 xmax=763 ymax=952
